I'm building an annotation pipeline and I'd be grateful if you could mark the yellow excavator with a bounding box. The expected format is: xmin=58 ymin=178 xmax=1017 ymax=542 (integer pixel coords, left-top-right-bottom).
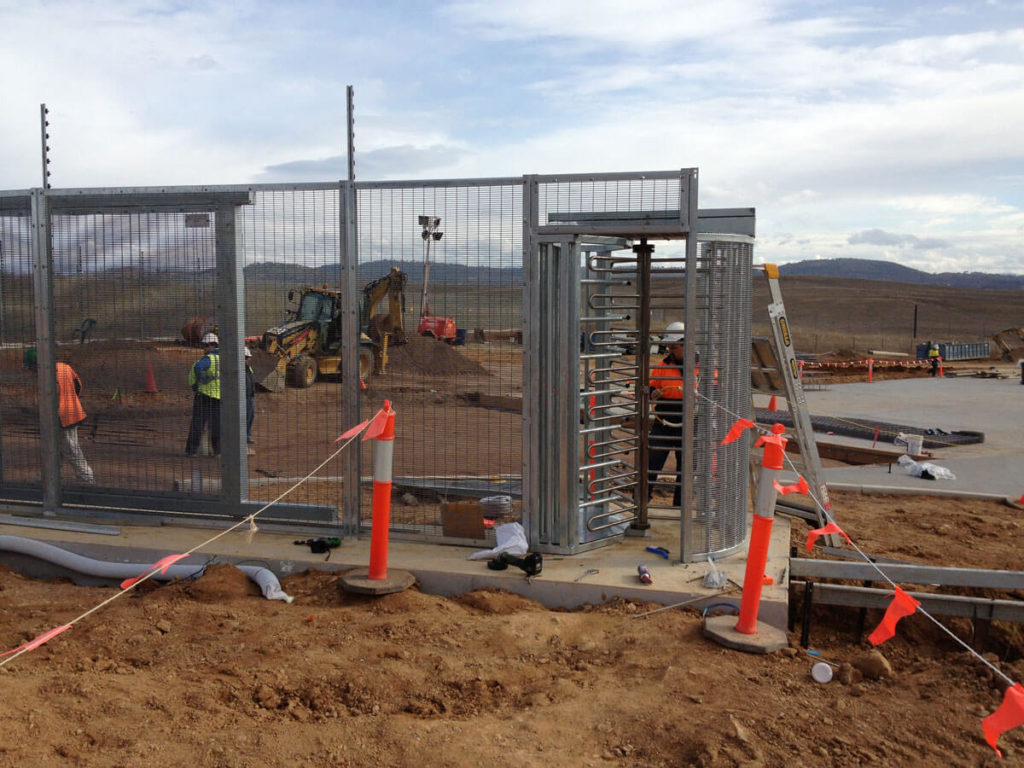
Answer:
xmin=251 ymin=266 xmax=409 ymax=392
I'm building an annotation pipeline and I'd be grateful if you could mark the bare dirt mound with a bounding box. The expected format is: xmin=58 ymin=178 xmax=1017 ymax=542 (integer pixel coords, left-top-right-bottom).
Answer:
xmin=2 ymin=564 xmax=1021 ymax=766
xmin=387 ymin=335 xmax=489 ymax=377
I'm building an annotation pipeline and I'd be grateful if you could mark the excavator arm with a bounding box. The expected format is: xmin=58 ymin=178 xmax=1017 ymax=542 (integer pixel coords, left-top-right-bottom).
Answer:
xmin=361 ymin=266 xmax=408 ymax=347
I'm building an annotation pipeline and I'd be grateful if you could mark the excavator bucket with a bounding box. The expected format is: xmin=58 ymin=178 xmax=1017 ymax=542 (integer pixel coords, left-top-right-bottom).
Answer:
xmin=250 ymin=348 xmax=288 ymax=393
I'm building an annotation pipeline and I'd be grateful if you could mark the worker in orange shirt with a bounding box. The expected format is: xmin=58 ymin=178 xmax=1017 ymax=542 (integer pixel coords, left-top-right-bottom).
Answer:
xmin=56 ymin=358 xmax=95 ymax=485
xmin=648 ymin=322 xmax=694 ymax=507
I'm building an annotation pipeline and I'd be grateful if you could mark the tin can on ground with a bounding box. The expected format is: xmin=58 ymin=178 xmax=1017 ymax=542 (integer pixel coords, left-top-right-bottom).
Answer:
xmin=637 ymin=564 xmax=653 ymax=584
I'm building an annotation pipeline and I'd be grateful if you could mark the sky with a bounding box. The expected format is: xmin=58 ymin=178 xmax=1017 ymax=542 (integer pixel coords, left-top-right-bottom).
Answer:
xmin=2 ymin=0 xmax=1024 ymax=274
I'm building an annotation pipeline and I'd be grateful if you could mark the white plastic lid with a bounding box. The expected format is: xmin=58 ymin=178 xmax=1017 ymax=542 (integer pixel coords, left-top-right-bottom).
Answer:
xmin=811 ymin=662 xmax=833 ymax=683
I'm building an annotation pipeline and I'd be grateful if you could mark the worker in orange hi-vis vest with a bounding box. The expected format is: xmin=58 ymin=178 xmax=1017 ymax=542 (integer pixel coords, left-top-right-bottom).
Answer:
xmin=55 ymin=358 xmax=95 ymax=485
xmin=647 ymin=321 xmax=697 ymax=507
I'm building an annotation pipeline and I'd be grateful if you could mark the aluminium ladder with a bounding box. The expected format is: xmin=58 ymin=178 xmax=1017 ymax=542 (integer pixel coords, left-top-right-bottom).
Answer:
xmin=760 ymin=263 xmax=834 ymax=534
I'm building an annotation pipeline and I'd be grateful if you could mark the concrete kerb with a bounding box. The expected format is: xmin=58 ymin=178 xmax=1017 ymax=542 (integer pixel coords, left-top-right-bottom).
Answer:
xmin=828 ymin=483 xmax=1018 ymax=505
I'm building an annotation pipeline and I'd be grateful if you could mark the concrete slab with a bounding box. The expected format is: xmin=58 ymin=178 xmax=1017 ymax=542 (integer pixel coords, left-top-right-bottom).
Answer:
xmin=764 ymin=374 xmax=1024 ymax=501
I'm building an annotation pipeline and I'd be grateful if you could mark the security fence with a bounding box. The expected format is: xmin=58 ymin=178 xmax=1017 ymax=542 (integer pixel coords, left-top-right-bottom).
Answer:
xmin=0 ymin=172 xmax=753 ymax=562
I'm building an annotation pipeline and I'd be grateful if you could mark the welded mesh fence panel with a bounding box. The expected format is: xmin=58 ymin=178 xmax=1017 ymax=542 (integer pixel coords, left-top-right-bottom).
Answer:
xmin=537 ymin=175 xmax=682 ymax=225
xmin=238 ymin=187 xmax=346 ymax=519
xmin=356 ymin=181 xmax=523 ymax=539
xmin=0 ymin=212 xmax=40 ymax=491
xmin=49 ymin=210 xmax=219 ymax=493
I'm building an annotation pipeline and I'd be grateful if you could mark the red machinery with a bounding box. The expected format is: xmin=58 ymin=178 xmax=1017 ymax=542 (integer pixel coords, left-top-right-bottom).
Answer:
xmin=416 ymin=215 xmax=457 ymax=342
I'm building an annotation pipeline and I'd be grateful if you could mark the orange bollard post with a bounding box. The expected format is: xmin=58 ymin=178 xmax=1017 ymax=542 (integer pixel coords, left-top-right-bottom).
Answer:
xmin=736 ymin=423 xmax=787 ymax=635
xmin=368 ymin=401 xmax=396 ymax=581
xmin=144 ymin=362 xmax=159 ymax=393
xmin=938 ymin=356 xmax=944 ymax=377
xmin=339 ymin=401 xmax=415 ymax=596
xmin=703 ymin=424 xmax=790 ymax=653
xmin=867 ymin=359 xmax=873 ymax=383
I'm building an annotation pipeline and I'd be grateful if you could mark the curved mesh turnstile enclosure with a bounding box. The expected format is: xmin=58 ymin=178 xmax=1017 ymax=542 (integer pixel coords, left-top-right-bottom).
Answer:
xmin=523 ymin=170 xmax=754 ymax=560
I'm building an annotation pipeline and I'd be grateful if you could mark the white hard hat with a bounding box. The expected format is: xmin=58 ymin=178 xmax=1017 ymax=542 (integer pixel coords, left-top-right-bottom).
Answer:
xmin=201 ymin=332 xmax=218 ymax=345
xmin=662 ymin=321 xmax=685 ymax=344
xmin=244 ymin=347 xmax=252 ymax=358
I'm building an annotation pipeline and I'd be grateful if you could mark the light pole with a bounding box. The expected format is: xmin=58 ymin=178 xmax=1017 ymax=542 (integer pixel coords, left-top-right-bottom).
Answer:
xmin=417 ymin=215 xmax=442 ymax=318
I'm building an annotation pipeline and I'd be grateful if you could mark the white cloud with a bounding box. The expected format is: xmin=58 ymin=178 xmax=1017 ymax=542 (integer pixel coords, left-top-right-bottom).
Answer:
xmin=0 ymin=1 xmax=1023 ymax=273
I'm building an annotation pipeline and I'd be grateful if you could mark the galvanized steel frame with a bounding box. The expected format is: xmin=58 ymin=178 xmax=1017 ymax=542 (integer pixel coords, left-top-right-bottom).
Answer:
xmin=2 ymin=174 xmax=755 ymax=554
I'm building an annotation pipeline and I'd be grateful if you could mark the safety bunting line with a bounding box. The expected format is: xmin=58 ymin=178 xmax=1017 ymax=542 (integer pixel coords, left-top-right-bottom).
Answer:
xmin=717 ymin=395 xmax=1024 ymax=757
xmin=0 ymin=406 xmax=389 ymax=671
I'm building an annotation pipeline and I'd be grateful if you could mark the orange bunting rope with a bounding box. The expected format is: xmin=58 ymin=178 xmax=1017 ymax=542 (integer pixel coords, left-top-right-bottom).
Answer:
xmin=772 ymin=476 xmax=810 ymax=496
xmin=0 ymin=623 xmax=73 ymax=657
xmin=696 ymin=388 xmax=1024 ymax=754
xmin=120 ymin=553 xmax=189 ymax=589
xmin=805 ymin=521 xmax=852 ymax=551
xmin=868 ymin=587 xmax=921 ymax=646
xmin=2 ymin=407 xmax=386 ymax=668
xmin=984 ymin=683 xmax=1024 ymax=758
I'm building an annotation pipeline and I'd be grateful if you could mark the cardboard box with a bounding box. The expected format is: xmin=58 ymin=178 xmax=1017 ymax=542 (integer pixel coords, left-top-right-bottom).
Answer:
xmin=441 ymin=501 xmax=485 ymax=539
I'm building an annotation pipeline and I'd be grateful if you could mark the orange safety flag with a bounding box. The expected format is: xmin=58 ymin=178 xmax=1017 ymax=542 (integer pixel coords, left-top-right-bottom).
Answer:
xmin=335 ymin=418 xmax=371 ymax=442
xmin=1 ymin=623 xmax=73 ymax=657
xmin=805 ymin=521 xmax=852 ymax=551
xmin=721 ymin=418 xmax=755 ymax=445
xmin=773 ymin=476 xmax=810 ymax=496
xmin=983 ymin=682 xmax=1024 ymax=758
xmin=362 ymin=406 xmax=391 ymax=441
xmin=868 ymin=587 xmax=921 ymax=646
xmin=120 ymin=553 xmax=188 ymax=590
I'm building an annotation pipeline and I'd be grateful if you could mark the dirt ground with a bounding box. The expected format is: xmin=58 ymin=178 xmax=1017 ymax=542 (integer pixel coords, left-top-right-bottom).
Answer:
xmin=2 ymin=489 xmax=1023 ymax=767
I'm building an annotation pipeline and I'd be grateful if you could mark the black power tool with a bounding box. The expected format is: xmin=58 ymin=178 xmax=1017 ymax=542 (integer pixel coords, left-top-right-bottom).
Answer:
xmin=294 ymin=537 xmax=341 ymax=554
xmin=487 ymin=551 xmax=543 ymax=576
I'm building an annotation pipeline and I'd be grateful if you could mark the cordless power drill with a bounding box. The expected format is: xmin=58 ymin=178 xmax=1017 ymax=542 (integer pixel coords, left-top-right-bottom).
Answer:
xmin=294 ymin=537 xmax=341 ymax=554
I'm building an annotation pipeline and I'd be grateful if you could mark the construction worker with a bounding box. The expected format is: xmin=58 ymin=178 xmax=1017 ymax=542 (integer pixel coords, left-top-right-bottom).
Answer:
xmin=185 ymin=332 xmax=221 ymax=456
xmin=56 ymin=358 xmax=95 ymax=484
xmin=927 ymin=343 xmax=940 ymax=377
xmin=244 ymin=346 xmax=256 ymax=452
xmin=647 ymin=321 xmax=693 ymax=506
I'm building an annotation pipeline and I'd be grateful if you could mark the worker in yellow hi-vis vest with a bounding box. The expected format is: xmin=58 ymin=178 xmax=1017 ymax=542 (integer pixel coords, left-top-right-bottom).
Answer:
xmin=185 ymin=333 xmax=221 ymax=456
xmin=927 ymin=343 xmax=940 ymax=377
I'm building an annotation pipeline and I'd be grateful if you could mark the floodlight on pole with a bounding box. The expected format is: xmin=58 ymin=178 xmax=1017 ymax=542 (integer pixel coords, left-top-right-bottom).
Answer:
xmin=418 ymin=216 xmax=443 ymax=318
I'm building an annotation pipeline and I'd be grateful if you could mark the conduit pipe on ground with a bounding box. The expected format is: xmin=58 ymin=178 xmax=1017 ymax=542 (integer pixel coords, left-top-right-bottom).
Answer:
xmin=0 ymin=535 xmax=293 ymax=602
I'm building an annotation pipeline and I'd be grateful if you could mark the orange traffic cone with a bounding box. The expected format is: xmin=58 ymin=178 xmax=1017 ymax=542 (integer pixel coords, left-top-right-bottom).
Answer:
xmin=1017 ymin=490 xmax=1024 ymax=506
xmin=768 ymin=395 xmax=777 ymax=411
xmin=359 ymin=377 xmax=368 ymax=391
xmin=144 ymin=362 xmax=159 ymax=394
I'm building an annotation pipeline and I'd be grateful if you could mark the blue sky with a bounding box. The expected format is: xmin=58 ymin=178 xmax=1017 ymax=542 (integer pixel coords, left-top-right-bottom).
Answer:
xmin=2 ymin=0 xmax=1023 ymax=273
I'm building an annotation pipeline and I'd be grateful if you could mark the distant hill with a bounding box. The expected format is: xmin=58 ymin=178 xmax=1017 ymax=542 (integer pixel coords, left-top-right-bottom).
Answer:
xmin=243 ymin=260 xmax=523 ymax=286
xmin=778 ymin=258 xmax=1024 ymax=290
